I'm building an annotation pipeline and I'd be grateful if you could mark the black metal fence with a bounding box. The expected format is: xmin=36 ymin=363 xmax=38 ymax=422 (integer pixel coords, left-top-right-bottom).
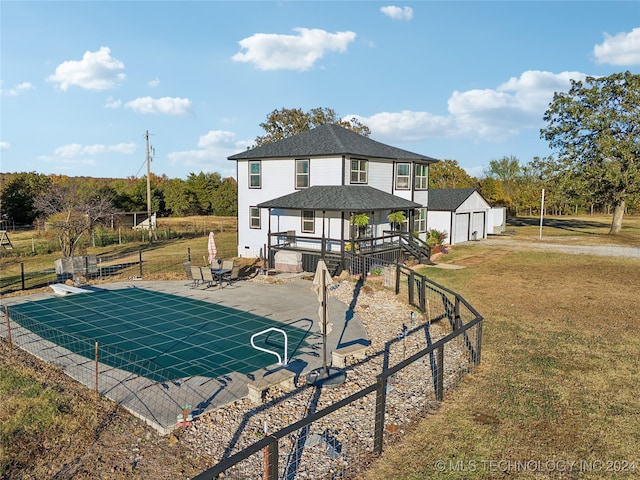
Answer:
xmin=191 ymin=255 xmax=483 ymax=480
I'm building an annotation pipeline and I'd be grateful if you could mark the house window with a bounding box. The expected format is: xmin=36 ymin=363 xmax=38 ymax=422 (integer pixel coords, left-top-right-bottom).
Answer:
xmin=249 ymin=161 xmax=261 ymax=188
xmin=296 ymin=159 xmax=309 ymax=189
xmin=302 ymin=210 xmax=315 ymax=233
xmin=414 ymin=164 xmax=428 ymax=190
xmin=414 ymin=208 xmax=427 ymax=233
xmin=250 ymin=207 xmax=261 ymax=229
xmin=350 ymin=158 xmax=368 ymax=184
xmin=396 ymin=163 xmax=410 ymax=189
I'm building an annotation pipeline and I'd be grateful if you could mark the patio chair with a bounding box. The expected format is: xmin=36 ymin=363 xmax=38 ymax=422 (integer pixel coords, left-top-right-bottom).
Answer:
xmin=223 ymin=266 xmax=241 ymax=286
xmin=221 ymin=260 xmax=235 ymax=270
xmin=201 ymin=267 xmax=216 ymax=288
xmin=183 ymin=261 xmax=192 ymax=280
xmin=190 ymin=265 xmax=203 ymax=288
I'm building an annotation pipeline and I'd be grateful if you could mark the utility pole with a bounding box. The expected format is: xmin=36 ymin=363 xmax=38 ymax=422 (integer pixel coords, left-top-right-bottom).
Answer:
xmin=145 ymin=130 xmax=153 ymax=243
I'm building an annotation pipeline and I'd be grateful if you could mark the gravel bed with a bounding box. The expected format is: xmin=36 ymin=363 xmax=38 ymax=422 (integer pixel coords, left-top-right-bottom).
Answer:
xmin=182 ymin=278 xmax=473 ymax=479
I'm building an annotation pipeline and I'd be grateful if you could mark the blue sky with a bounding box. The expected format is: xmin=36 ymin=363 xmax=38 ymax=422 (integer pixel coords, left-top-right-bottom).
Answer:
xmin=1 ymin=1 xmax=639 ymax=180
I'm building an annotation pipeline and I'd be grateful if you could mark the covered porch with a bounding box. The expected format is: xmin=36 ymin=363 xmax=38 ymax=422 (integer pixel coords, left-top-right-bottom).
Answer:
xmin=257 ymin=186 xmax=432 ymax=274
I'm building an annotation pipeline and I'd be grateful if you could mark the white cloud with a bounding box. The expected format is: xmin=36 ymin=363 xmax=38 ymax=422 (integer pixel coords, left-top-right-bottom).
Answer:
xmin=168 ymin=130 xmax=251 ymax=177
xmin=53 ymin=142 xmax=136 ymax=158
xmin=47 ymin=47 xmax=126 ymax=91
xmin=354 ymin=70 xmax=588 ymax=145
xmin=380 ymin=6 xmax=413 ymax=20
xmin=105 ymin=96 xmax=122 ymax=109
xmin=0 ymin=141 xmax=10 ymax=150
xmin=593 ymin=28 xmax=640 ymax=65
xmin=1 ymin=82 xmax=34 ymax=96
xmin=448 ymin=70 xmax=587 ymax=140
xmin=124 ymin=96 xmax=193 ymax=115
xmin=350 ymin=111 xmax=452 ymax=143
xmin=148 ymin=77 xmax=160 ymax=87
xmin=232 ymin=28 xmax=356 ymax=71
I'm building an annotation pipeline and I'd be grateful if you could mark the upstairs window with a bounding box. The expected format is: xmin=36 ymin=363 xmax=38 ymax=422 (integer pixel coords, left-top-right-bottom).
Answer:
xmin=350 ymin=158 xmax=368 ymax=184
xmin=296 ymin=159 xmax=309 ymax=189
xmin=414 ymin=164 xmax=428 ymax=190
xmin=249 ymin=160 xmax=261 ymax=188
xmin=396 ymin=163 xmax=410 ymax=189
xmin=301 ymin=210 xmax=315 ymax=233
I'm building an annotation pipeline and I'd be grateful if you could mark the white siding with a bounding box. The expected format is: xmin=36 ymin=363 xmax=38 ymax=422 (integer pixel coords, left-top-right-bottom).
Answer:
xmin=427 ymin=211 xmax=453 ymax=244
xmin=311 ymin=156 xmax=343 ymax=186
xmin=368 ymin=161 xmax=393 ymax=192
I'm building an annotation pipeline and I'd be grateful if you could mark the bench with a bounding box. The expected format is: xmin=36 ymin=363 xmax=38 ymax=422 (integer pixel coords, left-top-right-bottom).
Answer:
xmin=331 ymin=344 xmax=369 ymax=368
xmin=247 ymin=369 xmax=296 ymax=404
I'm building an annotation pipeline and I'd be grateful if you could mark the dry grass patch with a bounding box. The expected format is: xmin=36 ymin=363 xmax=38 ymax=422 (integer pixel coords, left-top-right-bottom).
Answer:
xmin=360 ymin=245 xmax=640 ymax=479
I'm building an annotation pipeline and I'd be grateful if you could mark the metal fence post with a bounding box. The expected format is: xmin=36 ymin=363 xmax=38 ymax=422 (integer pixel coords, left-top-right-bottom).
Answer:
xmin=373 ymin=375 xmax=387 ymax=455
xmin=408 ymin=271 xmax=414 ymax=307
xmin=4 ymin=306 xmax=11 ymax=348
xmin=266 ymin=436 xmax=278 ymax=480
xmin=20 ymin=262 xmax=25 ymax=290
xmin=95 ymin=341 xmax=99 ymax=393
xmin=139 ymin=249 xmax=143 ymax=277
xmin=436 ymin=345 xmax=444 ymax=401
xmin=454 ymin=297 xmax=462 ymax=330
xmin=187 ymin=247 xmax=191 ymax=262
xmin=474 ymin=319 xmax=483 ymax=366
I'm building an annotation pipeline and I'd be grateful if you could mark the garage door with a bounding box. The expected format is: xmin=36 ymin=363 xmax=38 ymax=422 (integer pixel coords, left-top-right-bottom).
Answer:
xmin=453 ymin=213 xmax=470 ymax=244
xmin=471 ymin=211 xmax=485 ymax=240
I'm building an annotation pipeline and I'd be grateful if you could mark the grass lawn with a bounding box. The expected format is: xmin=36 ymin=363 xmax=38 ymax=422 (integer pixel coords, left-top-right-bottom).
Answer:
xmin=1 ymin=214 xmax=639 ymax=478
xmin=359 ymin=215 xmax=640 ymax=479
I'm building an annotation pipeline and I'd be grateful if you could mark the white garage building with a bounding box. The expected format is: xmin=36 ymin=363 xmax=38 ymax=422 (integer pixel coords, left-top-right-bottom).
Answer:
xmin=428 ymin=188 xmax=491 ymax=245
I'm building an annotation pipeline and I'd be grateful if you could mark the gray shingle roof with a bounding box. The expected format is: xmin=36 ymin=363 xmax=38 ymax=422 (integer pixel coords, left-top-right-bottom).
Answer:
xmin=257 ymin=185 xmax=421 ymax=212
xmin=428 ymin=188 xmax=478 ymax=211
xmin=228 ymin=123 xmax=438 ymax=162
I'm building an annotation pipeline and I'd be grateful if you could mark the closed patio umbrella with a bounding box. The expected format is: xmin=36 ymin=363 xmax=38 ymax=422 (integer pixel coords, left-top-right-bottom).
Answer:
xmin=207 ymin=232 xmax=217 ymax=266
xmin=307 ymin=259 xmax=346 ymax=387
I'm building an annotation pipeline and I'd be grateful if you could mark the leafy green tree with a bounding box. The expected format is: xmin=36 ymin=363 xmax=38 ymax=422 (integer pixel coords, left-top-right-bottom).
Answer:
xmin=485 ymin=155 xmax=521 ymax=207
xmin=0 ymin=172 xmax=51 ymax=224
xmin=541 ymin=71 xmax=640 ymax=233
xmin=162 ymin=178 xmax=196 ymax=216
xmin=429 ymin=159 xmax=476 ymax=189
xmin=186 ymin=172 xmax=221 ymax=215
xmin=211 ymin=177 xmax=238 ymax=216
xmin=255 ymin=107 xmax=370 ymax=146
xmin=478 ymin=177 xmax=510 ymax=206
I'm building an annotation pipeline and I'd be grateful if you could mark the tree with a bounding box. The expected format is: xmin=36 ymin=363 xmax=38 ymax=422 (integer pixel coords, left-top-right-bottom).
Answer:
xmin=255 ymin=107 xmax=370 ymax=146
xmin=429 ymin=159 xmax=476 ymax=189
xmin=0 ymin=172 xmax=51 ymax=224
xmin=485 ymin=155 xmax=521 ymax=207
xmin=34 ymin=182 xmax=117 ymax=257
xmin=540 ymin=71 xmax=640 ymax=233
xmin=211 ymin=177 xmax=238 ymax=216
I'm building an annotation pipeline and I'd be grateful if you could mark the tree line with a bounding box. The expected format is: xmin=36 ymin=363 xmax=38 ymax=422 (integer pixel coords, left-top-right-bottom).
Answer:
xmin=0 ymin=171 xmax=237 ymax=226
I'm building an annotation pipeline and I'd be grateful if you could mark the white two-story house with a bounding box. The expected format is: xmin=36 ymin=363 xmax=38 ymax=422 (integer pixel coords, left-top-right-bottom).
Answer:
xmin=228 ymin=124 xmax=439 ymax=272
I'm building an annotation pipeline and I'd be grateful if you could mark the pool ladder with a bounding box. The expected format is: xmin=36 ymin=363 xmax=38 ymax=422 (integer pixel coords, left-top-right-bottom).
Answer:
xmin=250 ymin=327 xmax=288 ymax=366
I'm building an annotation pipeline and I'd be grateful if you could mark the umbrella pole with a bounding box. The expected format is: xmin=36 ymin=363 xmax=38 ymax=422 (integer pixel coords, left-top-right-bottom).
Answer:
xmin=322 ymin=269 xmax=328 ymax=374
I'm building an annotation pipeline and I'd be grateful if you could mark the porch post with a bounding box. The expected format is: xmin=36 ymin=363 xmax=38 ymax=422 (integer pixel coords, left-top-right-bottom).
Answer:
xmin=340 ymin=211 xmax=346 ymax=271
xmin=321 ymin=210 xmax=326 ymax=258
xmin=266 ymin=208 xmax=272 ymax=268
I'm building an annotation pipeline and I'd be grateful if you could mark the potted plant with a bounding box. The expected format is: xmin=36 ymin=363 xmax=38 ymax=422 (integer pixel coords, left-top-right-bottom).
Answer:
xmin=351 ymin=213 xmax=370 ymax=239
xmin=387 ymin=210 xmax=406 ymax=231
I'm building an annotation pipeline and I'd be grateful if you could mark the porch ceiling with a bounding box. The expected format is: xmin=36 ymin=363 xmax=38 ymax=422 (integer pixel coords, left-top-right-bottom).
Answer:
xmin=257 ymin=185 xmax=422 ymax=212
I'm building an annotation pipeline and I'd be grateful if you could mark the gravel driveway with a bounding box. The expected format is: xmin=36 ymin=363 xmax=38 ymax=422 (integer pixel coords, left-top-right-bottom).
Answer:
xmin=484 ymin=236 xmax=640 ymax=258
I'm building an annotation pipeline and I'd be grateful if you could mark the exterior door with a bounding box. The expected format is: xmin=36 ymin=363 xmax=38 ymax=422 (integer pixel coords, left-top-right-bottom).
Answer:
xmin=453 ymin=213 xmax=470 ymax=244
xmin=471 ymin=211 xmax=485 ymax=240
